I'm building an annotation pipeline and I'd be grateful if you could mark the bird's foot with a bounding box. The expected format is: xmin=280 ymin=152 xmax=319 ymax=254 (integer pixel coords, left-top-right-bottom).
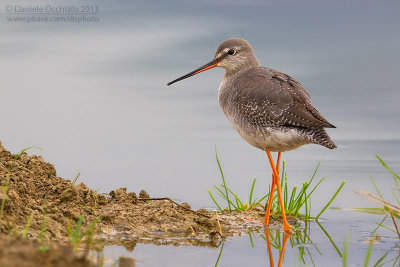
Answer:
xmin=283 ymin=221 xmax=292 ymax=233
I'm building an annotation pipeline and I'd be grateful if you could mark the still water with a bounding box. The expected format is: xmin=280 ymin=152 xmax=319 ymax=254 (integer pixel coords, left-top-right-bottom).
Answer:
xmin=2 ymin=0 xmax=400 ymax=265
xmin=103 ymin=213 xmax=400 ymax=266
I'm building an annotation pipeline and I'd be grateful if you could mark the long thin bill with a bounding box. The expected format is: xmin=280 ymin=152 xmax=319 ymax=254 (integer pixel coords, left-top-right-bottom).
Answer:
xmin=167 ymin=58 xmax=220 ymax=86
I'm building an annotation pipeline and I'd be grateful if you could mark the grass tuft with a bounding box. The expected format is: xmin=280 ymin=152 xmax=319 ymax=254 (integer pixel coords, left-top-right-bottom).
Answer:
xmin=209 ymin=150 xmax=345 ymax=220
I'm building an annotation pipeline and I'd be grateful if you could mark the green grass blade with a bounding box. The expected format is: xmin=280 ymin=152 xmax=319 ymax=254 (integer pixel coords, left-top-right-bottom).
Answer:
xmin=343 ymin=208 xmax=387 ymax=215
xmin=258 ymin=194 xmax=269 ymax=203
xmin=305 ymin=247 xmax=317 ymax=267
xmin=287 ymin=186 xmax=298 ymax=212
xmin=72 ymin=216 xmax=84 ymax=245
xmin=214 ymin=186 xmax=228 ymax=200
xmin=370 ymin=177 xmax=383 ymax=199
xmin=248 ymin=232 xmax=255 ymax=248
xmin=224 ymin=188 xmax=240 ymax=209
xmin=373 ymin=252 xmax=388 ymax=267
xmin=363 ymin=238 xmax=374 ymax=267
xmin=316 ymin=221 xmax=343 ymax=258
xmin=316 ymin=180 xmax=346 ymax=220
xmin=343 ymin=232 xmax=351 ymax=267
xmin=392 ymin=212 xmax=400 ymax=220
xmin=375 ymin=222 xmax=397 ymax=234
xmin=310 ymin=162 xmax=321 ymax=183
xmin=249 ymin=178 xmax=257 ymax=205
xmin=234 ymin=193 xmax=244 ymax=207
xmin=376 ymin=155 xmax=400 ymax=180
xmin=292 ymin=185 xmax=309 ymax=214
xmin=81 ymin=216 xmax=101 ymax=247
xmin=208 ymin=191 xmax=223 ymax=212
xmin=391 ymin=190 xmax=400 ymax=206
xmin=305 ymin=190 xmax=309 ymax=222
xmin=22 ymin=212 xmax=34 ymax=238
xmin=371 ymin=215 xmax=388 ymax=234
xmin=39 ymin=217 xmax=47 ymax=241
xmin=13 ymin=146 xmax=42 ymax=163
xmin=214 ymin=189 xmax=238 ymax=210
xmin=306 ymin=177 xmax=325 ymax=200
xmin=233 ymin=193 xmax=243 ymax=210
xmin=284 ymin=176 xmax=288 ymax=211
xmin=216 ymin=195 xmax=238 ymax=210
xmin=215 ymin=243 xmax=224 ymax=267
xmin=215 ymin=146 xmax=231 ymax=212
xmin=292 ymin=181 xmax=310 ymax=207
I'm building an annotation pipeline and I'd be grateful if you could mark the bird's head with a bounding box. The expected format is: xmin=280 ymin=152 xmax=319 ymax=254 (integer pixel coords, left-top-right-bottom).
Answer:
xmin=167 ymin=38 xmax=259 ymax=86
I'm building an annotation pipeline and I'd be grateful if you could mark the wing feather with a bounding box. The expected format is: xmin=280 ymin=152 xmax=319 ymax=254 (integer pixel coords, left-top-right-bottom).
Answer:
xmin=230 ymin=67 xmax=335 ymax=129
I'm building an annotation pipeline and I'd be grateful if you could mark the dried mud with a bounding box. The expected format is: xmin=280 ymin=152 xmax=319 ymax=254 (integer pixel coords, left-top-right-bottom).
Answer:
xmin=0 ymin=141 xmax=292 ymax=265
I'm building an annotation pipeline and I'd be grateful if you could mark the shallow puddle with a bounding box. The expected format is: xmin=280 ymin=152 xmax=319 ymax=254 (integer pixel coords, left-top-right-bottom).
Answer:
xmin=100 ymin=210 xmax=400 ymax=266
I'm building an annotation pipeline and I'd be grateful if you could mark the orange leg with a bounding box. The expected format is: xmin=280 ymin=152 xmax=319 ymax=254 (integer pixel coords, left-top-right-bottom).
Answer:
xmin=264 ymin=228 xmax=274 ymax=267
xmin=277 ymin=232 xmax=292 ymax=266
xmin=266 ymin=149 xmax=292 ymax=233
xmin=264 ymin=152 xmax=281 ymax=226
xmin=264 ymin=227 xmax=292 ymax=267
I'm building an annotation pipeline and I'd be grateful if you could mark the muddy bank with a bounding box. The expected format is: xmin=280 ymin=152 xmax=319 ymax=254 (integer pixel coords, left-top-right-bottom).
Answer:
xmin=0 ymin=141 xmax=279 ymax=252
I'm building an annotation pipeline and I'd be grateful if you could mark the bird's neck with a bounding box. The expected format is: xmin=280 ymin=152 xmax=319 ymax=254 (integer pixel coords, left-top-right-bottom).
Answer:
xmin=224 ymin=57 xmax=260 ymax=77
xmin=224 ymin=62 xmax=259 ymax=79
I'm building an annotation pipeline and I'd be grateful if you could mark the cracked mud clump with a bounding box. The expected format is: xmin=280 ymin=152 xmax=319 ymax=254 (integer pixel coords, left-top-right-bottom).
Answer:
xmin=0 ymin=141 xmax=263 ymax=251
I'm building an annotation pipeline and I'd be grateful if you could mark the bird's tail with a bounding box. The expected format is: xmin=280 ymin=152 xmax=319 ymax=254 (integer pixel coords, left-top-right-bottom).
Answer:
xmin=307 ymin=128 xmax=337 ymax=149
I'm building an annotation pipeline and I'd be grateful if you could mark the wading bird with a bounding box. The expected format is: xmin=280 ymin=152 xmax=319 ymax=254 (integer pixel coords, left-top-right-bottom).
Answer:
xmin=167 ymin=38 xmax=336 ymax=232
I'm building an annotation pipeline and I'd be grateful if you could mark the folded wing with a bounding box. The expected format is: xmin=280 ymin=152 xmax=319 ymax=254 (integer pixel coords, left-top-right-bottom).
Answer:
xmin=230 ymin=67 xmax=335 ymax=129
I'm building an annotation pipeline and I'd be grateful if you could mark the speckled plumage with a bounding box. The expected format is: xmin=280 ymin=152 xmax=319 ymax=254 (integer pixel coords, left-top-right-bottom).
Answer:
xmin=215 ymin=39 xmax=336 ymax=152
xmin=218 ymin=65 xmax=336 ymax=151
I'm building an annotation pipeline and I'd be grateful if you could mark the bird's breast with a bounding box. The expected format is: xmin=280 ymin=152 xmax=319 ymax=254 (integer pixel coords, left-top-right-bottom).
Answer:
xmin=217 ymin=76 xmax=235 ymax=116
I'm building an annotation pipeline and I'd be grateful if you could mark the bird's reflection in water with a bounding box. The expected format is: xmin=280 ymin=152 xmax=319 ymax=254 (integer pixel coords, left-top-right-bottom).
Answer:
xmin=214 ymin=221 xmax=346 ymax=266
xmin=264 ymin=228 xmax=292 ymax=267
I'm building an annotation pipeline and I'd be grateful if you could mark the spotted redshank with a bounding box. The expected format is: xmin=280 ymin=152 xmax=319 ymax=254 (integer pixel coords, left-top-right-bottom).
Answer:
xmin=167 ymin=38 xmax=336 ymax=232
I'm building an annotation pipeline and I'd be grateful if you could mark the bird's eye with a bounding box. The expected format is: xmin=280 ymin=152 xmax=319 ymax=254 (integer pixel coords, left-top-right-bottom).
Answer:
xmin=227 ymin=49 xmax=235 ymax=55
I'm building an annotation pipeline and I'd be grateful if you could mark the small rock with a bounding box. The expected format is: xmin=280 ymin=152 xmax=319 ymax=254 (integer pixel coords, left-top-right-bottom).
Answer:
xmin=110 ymin=188 xmax=127 ymax=200
xmin=127 ymin=192 xmax=137 ymax=204
xmin=139 ymin=190 xmax=149 ymax=199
